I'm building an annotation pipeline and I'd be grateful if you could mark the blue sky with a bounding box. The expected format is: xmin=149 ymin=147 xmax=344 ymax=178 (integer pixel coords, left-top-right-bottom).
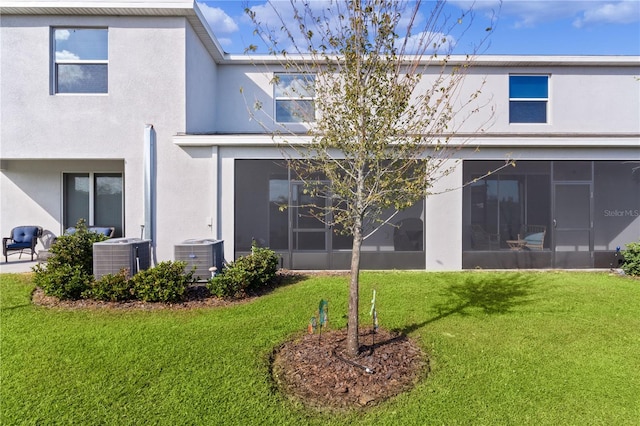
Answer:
xmin=199 ymin=0 xmax=640 ymax=55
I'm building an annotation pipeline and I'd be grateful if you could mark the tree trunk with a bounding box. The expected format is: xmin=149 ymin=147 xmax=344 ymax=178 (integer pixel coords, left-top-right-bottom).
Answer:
xmin=346 ymin=221 xmax=363 ymax=356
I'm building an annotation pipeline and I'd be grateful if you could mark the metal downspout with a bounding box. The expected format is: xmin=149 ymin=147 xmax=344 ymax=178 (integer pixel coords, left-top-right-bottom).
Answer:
xmin=144 ymin=124 xmax=157 ymax=265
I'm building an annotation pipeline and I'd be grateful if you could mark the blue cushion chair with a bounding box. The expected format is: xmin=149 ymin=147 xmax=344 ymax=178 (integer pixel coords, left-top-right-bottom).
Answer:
xmin=520 ymin=225 xmax=546 ymax=250
xmin=3 ymin=225 xmax=43 ymax=262
xmin=65 ymin=226 xmax=115 ymax=238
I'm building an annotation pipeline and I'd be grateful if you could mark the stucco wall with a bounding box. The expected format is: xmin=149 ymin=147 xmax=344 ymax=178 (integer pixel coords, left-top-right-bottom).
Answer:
xmin=0 ymin=14 xmax=220 ymax=261
xmin=185 ymin=22 xmax=217 ymax=133
xmin=0 ymin=159 xmax=124 ymax=236
xmin=212 ymin=61 xmax=640 ymax=137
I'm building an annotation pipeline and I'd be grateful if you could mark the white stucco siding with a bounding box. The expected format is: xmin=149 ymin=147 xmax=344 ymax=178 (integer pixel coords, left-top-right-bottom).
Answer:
xmin=0 ymin=159 xmax=124 ymax=237
xmin=0 ymin=14 xmax=194 ymax=260
xmin=215 ymin=65 xmax=274 ymax=133
xmin=185 ymin=22 xmax=217 ymax=133
xmin=549 ymin=69 xmax=640 ymax=133
xmin=479 ymin=65 xmax=639 ymax=135
xmin=212 ymin=61 xmax=640 ymax=138
xmin=424 ymin=160 xmax=463 ymax=270
xmin=411 ymin=64 xmax=640 ymax=136
xmin=0 ymin=15 xmax=187 ymax=159
xmin=154 ymin=145 xmax=218 ymax=261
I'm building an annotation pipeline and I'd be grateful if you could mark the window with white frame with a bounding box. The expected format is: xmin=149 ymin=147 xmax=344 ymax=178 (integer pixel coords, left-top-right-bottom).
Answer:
xmin=53 ymin=28 xmax=108 ymax=94
xmin=274 ymin=74 xmax=316 ymax=123
xmin=63 ymin=173 xmax=123 ymax=236
xmin=509 ymin=75 xmax=549 ymax=123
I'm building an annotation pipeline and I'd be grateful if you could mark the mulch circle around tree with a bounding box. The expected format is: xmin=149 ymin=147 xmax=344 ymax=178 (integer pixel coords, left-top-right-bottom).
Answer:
xmin=271 ymin=327 xmax=428 ymax=411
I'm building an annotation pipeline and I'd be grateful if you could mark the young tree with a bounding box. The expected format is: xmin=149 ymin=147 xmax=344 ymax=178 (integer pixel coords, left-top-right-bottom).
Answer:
xmin=245 ymin=0 xmax=501 ymax=356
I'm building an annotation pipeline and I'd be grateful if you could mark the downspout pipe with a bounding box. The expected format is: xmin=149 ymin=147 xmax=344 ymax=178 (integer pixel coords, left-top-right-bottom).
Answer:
xmin=144 ymin=124 xmax=157 ymax=265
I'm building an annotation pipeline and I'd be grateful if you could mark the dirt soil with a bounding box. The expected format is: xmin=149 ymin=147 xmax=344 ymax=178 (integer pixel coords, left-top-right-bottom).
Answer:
xmin=31 ymin=271 xmax=428 ymax=411
xmin=272 ymin=328 xmax=428 ymax=411
xmin=32 ymin=285 xmax=235 ymax=310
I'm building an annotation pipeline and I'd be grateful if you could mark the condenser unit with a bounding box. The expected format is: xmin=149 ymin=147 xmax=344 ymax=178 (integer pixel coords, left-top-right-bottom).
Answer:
xmin=93 ymin=238 xmax=151 ymax=280
xmin=174 ymin=239 xmax=224 ymax=281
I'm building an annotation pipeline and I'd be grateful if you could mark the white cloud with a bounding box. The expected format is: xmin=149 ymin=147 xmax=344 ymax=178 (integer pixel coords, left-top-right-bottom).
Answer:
xmin=245 ymin=1 xmax=334 ymax=51
xmin=55 ymin=49 xmax=80 ymax=60
xmin=217 ymin=37 xmax=233 ymax=47
xmin=197 ymin=2 xmax=239 ymax=34
xmin=55 ymin=29 xmax=71 ymax=40
xmin=397 ymin=32 xmax=457 ymax=54
xmin=573 ymin=1 xmax=640 ymax=27
xmin=245 ymin=1 xmax=457 ymax=54
xmin=454 ymin=0 xmax=640 ymax=28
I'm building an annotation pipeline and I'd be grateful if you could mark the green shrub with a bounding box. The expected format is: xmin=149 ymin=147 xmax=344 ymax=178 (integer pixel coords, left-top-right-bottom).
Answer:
xmin=33 ymin=263 xmax=93 ymax=300
xmin=131 ymin=261 xmax=194 ymax=303
xmin=84 ymin=269 xmax=133 ymax=302
xmin=47 ymin=219 xmax=108 ymax=275
xmin=621 ymin=242 xmax=640 ymax=276
xmin=207 ymin=266 xmax=251 ymax=298
xmin=207 ymin=245 xmax=279 ymax=298
xmin=243 ymin=245 xmax=280 ymax=287
xmin=32 ymin=219 xmax=107 ymax=300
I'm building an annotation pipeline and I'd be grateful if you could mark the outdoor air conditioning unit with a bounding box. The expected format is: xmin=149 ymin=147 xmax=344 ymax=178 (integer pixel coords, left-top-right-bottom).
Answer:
xmin=174 ymin=239 xmax=224 ymax=281
xmin=93 ymin=238 xmax=151 ymax=280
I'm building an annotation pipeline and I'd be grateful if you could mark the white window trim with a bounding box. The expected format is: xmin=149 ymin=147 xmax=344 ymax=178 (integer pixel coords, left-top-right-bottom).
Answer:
xmin=273 ymin=73 xmax=316 ymax=124
xmin=51 ymin=27 xmax=109 ymax=95
xmin=508 ymin=74 xmax=550 ymax=125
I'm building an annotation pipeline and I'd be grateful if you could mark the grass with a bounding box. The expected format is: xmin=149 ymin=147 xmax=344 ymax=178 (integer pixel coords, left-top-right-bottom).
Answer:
xmin=1 ymin=271 xmax=639 ymax=425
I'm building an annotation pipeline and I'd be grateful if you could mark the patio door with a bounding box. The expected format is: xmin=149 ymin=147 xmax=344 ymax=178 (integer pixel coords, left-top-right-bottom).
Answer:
xmin=290 ymin=181 xmax=332 ymax=269
xmin=63 ymin=172 xmax=123 ymax=237
xmin=553 ymin=182 xmax=593 ymax=268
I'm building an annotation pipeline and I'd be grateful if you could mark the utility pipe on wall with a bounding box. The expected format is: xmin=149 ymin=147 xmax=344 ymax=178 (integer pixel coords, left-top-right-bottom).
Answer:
xmin=144 ymin=124 xmax=157 ymax=264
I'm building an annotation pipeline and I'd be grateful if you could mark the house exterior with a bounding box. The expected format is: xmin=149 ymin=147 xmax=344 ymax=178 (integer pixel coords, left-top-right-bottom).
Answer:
xmin=2 ymin=0 xmax=639 ymax=271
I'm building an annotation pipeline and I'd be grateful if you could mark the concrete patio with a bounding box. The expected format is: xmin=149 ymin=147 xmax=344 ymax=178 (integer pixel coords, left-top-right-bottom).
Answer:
xmin=1 ymin=259 xmax=38 ymax=273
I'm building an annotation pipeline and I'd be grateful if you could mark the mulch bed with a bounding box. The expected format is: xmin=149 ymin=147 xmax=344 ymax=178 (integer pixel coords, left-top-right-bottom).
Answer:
xmin=31 ymin=285 xmax=236 ymax=310
xmin=271 ymin=328 xmax=428 ymax=411
xmin=31 ymin=270 xmax=308 ymax=311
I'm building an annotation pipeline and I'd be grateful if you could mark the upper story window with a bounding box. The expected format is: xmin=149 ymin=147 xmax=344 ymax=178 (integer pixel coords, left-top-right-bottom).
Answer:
xmin=509 ymin=75 xmax=548 ymax=124
xmin=53 ymin=28 xmax=108 ymax=94
xmin=274 ymin=74 xmax=316 ymax=123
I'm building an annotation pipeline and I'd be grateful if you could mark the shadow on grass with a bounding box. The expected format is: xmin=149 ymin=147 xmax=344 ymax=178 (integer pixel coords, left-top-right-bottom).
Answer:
xmin=399 ymin=273 xmax=535 ymax=336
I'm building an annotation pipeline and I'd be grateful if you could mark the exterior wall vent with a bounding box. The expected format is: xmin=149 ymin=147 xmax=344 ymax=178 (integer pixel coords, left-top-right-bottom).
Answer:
xmin=93 ymin=238 xmax=152 ymax=280
xmin=174 ymin=239 xmax=224 ymax=281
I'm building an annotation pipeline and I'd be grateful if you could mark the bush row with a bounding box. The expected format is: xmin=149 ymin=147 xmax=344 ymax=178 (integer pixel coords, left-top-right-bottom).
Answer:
xmin=33 ymin=220 xmax=282 ymax=302
xmin=82 ymin=261 xmax=194 ymax=303
xmin=33 ymin=220 xmax=195 ymax=303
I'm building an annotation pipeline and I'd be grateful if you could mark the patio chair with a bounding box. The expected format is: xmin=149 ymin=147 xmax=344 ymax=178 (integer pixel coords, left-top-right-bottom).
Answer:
xmin=470 ymin=224 xmax=500 ymax=250
xmin=65 ymin=226 xmax=115 ymax=238
xmin=520 ymin=225 xmax=546 ymax=250
xmin=3 ymin=225 xmax=43 ymax=262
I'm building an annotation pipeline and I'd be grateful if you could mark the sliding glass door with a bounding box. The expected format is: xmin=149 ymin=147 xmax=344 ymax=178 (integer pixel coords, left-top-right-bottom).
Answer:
xmin=63 ymin=172 xmax=123 ymax=236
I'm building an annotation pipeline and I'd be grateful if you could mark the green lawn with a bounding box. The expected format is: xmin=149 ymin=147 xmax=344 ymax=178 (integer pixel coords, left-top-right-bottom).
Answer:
xmin=1 ymin=271 xmax=639 ymax=425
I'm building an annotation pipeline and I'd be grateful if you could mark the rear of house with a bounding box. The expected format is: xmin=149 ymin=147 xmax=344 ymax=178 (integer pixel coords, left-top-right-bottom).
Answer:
xmin=1 ymin=0 xmax=639 ymax=270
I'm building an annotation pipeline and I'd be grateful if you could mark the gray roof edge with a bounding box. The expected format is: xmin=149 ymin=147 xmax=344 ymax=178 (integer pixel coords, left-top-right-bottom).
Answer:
xmin=0 ymin=0 xmax=228 ymax=63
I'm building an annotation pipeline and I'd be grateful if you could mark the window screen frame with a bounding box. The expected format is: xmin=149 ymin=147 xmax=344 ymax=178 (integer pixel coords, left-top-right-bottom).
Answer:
xmin=62 ymin=171 xmax=123 ymax=237
xmin=52 ymin=27 xmax=109 ymax=95
xmin=273 ymin=73 xmax=316 ymax=123
xmin=509 ymin=75 xmax=549 ymax=124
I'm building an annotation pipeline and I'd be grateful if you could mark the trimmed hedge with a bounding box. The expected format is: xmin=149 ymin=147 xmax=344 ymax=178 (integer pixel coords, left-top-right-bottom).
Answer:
xmin=207 ymin=245 xmax=279 ymax=298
